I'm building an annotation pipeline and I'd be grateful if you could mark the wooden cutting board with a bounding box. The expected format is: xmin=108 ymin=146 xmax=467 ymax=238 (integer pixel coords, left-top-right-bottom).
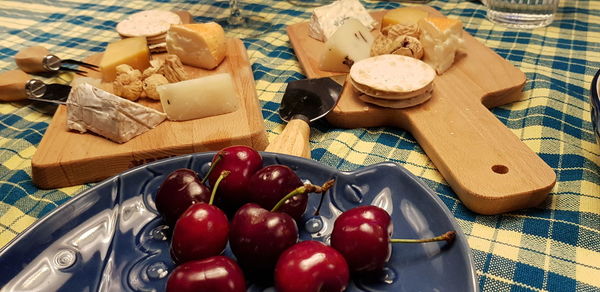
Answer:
xmin=31 ymin=38 xmax=268 ymax=189
xmin=287 ymin=7 xmax=556 ymax=215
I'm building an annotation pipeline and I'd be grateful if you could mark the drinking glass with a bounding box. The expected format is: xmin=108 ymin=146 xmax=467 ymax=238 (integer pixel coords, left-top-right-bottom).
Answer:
xmin=216 ymin=0 xmax=269 ymax=38
xmin=486 ymin=0 xmax=559 ymax=29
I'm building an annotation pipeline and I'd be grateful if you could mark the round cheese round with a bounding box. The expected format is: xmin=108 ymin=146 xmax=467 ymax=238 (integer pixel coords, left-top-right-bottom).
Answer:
xmin=350 ymin=54 xmax=435 ymax=98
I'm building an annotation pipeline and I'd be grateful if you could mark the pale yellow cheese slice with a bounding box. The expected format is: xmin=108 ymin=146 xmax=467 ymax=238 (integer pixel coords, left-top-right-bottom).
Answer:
xmin=166 ymin=22 xmax=226 ymax=70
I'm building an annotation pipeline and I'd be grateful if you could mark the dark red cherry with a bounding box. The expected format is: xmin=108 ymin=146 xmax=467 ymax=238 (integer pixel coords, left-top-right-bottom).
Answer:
xmin=275 ymin=240 xmax=349 ymax=292
xmin=155 ymin=168 xmax=211 ymax=226
xmin=229 ymin=203 xmax=298 ymax=280
xmin=246 ymin=165 xmax=307 ymax=220
xmin=166 ymin=256 xmax=246 ymax=292
xmin=330 ymin=205 xmax=392 ymax=273
xmin=331 ymin=205 xmax=455 ymax=274
xmin=170 ymin=203 xmax=229 ymax=264
xmin=207 ymin=145 xmax=263 ymax=212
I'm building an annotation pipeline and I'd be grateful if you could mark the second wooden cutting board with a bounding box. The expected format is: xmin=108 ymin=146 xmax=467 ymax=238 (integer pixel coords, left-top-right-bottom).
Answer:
xmin=287 ymin=7 xmax=556 ymax=215
xmin=31 ymin=38 xmax=268 ymax=189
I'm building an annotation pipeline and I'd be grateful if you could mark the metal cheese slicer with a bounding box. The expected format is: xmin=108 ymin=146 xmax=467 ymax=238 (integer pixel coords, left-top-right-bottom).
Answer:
xmin=14 ymin=46 xmax=98 ymax=75
xmin=0 ymin=70 xmax=70 ymax=104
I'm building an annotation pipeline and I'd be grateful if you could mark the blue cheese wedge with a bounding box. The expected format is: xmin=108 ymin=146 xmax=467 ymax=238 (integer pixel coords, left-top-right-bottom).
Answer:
xmin=66 ymin=83 xmax=167 ymax=143
xmin=309 ymin=0 xmax=377 ymax=42
xmin=319 ymin=18 xmax=375 ymax=72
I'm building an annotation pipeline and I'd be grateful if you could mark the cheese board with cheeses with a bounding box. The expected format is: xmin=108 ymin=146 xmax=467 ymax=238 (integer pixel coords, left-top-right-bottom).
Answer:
xmin=31 ymin=13 xmax=268 ymax=189
xmin=287 ymin=3 xmax=556 ymax=214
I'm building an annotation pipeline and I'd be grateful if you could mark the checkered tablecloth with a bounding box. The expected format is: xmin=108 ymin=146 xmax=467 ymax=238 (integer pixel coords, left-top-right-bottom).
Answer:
xmin=0 ymin=0 xmax=598 ymax=291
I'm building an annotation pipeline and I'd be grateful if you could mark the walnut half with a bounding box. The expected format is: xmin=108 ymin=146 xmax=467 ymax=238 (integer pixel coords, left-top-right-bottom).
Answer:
xmin=163 ymin=54 xmax=188 ymax=83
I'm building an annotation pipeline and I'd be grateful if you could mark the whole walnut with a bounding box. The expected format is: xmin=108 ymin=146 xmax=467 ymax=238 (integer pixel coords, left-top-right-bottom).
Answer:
xmin=371 ymin=34 xmax=424 ymax=59
xmin=143 ymin=74 xmax=169 ymax=100
xmin=113 ymin=64 xmax=143 ymax=101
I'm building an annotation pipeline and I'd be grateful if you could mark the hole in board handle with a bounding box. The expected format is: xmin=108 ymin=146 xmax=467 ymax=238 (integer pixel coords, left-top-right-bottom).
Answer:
xmin=492 ymin=165 xmax=509 ymax=174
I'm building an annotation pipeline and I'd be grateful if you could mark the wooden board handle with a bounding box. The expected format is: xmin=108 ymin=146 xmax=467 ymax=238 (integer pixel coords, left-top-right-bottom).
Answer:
xmin=0 ymin=70 xmax=30 ymax=101
xmin=265 ymin=118 xmax=311 ymax=158
xmin=14 ymin=46 xmax=49 ymax=73
xmin=402 ymin=83 xmax=556 ymax=215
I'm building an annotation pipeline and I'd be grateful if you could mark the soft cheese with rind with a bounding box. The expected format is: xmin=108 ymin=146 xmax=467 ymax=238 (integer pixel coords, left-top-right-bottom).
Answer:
xmin=319 ymin=18 xmax=375 ymax=73
xmin=309 ymin=0 xmax=377 ymax=42
xmin=66 ymin=83 xmax=167 ymax=143
xmin=418 ymin=17 xmax=464 ymax=75
xmin=156 ymin=73 xmax=239 ymax=121
xmin=166 ymin=22 xmax=226 ymax=69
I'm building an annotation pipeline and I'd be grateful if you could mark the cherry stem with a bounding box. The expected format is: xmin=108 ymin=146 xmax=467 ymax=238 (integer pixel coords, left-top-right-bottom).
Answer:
xmin=271 ymin=179 xmax=335 ymax=213
xmin=208 ymin=170 xmax=230 ymax=205
xmin=201 ymin=153 xmax=223 ymax=184
xmin=313 ymin=179 xmax=334 ymax=216
xmin=389 ymin=231 xmax=456 ymax=244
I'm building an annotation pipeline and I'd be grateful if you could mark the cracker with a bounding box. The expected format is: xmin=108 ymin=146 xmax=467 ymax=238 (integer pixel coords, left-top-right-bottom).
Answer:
xmin=350 ymin=54 xmax=435 ymax=94
xmin=116 ymin=10 xmax=181 ymax=38
xmin=358 ymin=89 xmax=432 ymax=109
xmin=350 ymin=78 xmax=432 ymax=100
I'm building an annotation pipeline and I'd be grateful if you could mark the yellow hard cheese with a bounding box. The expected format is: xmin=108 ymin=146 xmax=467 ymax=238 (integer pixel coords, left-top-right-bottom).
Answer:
xmin=156 ymin=73 xmax=239 ymax=121
xmin=166 ymin=22 xmax=226 ymax=70
xmin=99 ymin=37 xmax=150 ymax=82
xmin=381 ymin=7 xmax=430 ymax=29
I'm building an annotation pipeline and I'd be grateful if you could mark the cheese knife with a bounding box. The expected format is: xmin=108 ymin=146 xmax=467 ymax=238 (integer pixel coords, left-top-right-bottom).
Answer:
xmin=0 ymin=69 xmax=70 ymax=105
xmin=265 ymin=75 xmax=344 ymax=158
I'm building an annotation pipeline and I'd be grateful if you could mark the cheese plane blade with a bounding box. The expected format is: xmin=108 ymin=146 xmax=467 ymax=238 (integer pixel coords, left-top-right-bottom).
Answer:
xmin=265 ymin=76 xmax=343 ymax=158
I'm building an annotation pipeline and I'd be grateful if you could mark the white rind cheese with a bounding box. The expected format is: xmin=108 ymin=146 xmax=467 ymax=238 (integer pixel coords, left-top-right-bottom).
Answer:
xmin=319 ymin=18 xmax=375 ymax=72
xmin=419 ymin=17 xmax=464 ymax=75
xmin=309 ymin=0 xmax=377 ymax=42
xmin=66 ymin=83 xmax=167 ymax=143
xmin=156 ymin=73 xmax=239 ymax=121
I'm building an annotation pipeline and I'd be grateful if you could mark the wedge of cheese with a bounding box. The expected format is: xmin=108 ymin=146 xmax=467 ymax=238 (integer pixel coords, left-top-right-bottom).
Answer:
xmin=319 ymin=18 xmax=375 ymax=72
xmin=66 ymin=83 xmax=167 ymax=143
xmin=309 ymin=0 xmax=377 ymax=42
xmin=381 ymin=7 xmax=430 ymax=29
xmin=156 ymin=73 xmax=239 ymax=121
xmin=99 ymin=37 xmax=151 ymax=82
xmin=418 ymin=17 xmax=464 ymax=75
xmin=166 ymin=22 xmax=226 ymax=69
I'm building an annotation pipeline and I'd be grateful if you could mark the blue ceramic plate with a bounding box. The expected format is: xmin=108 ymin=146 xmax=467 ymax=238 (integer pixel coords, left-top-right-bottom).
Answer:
xmin=591 ymin=68 xmax=600 ymax=144
xmin=0 ymin=153 xmax=478 ymax=292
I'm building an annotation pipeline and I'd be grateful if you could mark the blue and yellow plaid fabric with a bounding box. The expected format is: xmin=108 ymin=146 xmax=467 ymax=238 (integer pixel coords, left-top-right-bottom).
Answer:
xmin=0 ymin=0 xmax=598 ymax=291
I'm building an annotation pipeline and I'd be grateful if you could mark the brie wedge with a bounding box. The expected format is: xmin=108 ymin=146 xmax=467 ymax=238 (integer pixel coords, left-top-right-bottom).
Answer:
xmin=309 ymin=0 xmax=377 ymax=42
xmin=66 ymin=83 xmax=167 ymax=143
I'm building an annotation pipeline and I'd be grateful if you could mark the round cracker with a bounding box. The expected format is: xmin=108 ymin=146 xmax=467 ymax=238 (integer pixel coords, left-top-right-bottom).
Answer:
xmin=116 ymin=10 xmax=181 ymax=37
xmin=358 ymin=90 xmax=432 ymax=109
xmin=350 ymin=54 xmax=435 ymax=94
xmin=350 ymin=78 xmax=432 ymax=100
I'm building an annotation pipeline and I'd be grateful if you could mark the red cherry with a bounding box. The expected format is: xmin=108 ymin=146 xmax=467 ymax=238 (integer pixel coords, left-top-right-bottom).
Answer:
xmin=330 ymin=205 xmax=392 ymax=273
xmin=155 ymin=169 xmax=211 ymax=226
xmin=170 ymin=203 xmax=229 ymax=263
xmin=166 ymin=256 xmax=246 ymax=292
xmin=331 ymin=205 xmax=455 ymax=274
xmin=275 ymin=241 xmax=349 ymax=292
xmin=229 ymin=203 xmax=298 ymax=280
xmin=246 ymin=165 xmax=307 ymax=220
xmin=207 ymin=145 xmax=263 ymax=212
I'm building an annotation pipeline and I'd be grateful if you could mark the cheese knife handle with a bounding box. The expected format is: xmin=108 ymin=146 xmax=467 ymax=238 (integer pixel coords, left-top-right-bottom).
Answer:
xmin=265 ymin=116 xmax=312 ymax=159
xmin=14 ymin=46 xmax=51 ymax=73
xmin=0 ymin=70 xmax=32 ymax=101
